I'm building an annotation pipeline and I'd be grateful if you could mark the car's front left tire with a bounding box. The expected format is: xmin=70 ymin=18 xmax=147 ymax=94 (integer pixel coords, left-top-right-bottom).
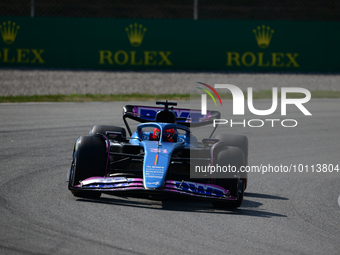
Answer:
xmin=211 ymin=145 xmax=246 ymax=209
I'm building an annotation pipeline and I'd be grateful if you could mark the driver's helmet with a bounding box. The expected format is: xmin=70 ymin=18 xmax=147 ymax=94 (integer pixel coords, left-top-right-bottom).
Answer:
xmin=152 ymin=128 xmax=176 ymax=142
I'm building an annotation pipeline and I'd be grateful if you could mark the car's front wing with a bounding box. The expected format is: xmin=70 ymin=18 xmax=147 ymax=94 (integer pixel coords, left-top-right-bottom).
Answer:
xmin=71 ymin=176 xmax=236 ymax=201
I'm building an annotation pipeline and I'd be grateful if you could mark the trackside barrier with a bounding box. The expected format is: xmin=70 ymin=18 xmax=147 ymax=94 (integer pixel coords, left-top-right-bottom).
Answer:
xmin=0 ymin=16 xmax=339 ymax=72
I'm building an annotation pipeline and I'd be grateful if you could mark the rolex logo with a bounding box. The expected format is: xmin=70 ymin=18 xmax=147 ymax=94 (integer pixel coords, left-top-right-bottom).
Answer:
xmin=0 ymin=21 xmax=20 ymax=44
xmin=125 ymin=23 xmax=147 ymax=47
xmin=253 ymin=25 xmax=274 ymax=48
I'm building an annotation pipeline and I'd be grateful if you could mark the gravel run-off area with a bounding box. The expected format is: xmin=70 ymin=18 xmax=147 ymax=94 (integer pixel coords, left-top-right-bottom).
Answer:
xmin=0 ymin=69 xmax=340 ymax=96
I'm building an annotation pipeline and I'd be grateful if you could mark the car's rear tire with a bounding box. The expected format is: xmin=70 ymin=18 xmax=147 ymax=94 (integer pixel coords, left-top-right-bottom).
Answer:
xmin=211 ymin=145 xmax=245 ymax=209
xmin=90 ymin=125 xmax=126 ymax=141
xmin=214 ymin=134 xmax=248 ymax=189
xmin=68 ymin=136 xmax=107 ymax=198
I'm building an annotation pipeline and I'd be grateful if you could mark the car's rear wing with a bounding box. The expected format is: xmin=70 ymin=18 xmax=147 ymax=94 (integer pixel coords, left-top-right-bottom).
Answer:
xmin=123 ymin=105 xmax=221 ymax=136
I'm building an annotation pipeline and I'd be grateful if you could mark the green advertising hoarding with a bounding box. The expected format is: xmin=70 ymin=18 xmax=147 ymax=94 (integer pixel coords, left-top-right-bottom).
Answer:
xmin=0 ymin=16 xmax=339 ymax=72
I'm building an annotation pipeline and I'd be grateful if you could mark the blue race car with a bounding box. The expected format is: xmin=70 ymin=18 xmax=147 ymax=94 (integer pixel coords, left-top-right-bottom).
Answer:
xmin=67 ymin=101 xmax=248 ymax=208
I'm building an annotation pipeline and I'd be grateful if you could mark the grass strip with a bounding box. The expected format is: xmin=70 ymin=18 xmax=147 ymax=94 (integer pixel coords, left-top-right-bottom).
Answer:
xmin=1 ymin=90 xmax=340 ymax=103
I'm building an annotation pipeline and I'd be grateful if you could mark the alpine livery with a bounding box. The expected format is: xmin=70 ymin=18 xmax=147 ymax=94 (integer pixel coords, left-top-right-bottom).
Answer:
xmin=67 ymin=101 xmax=248 ymax=208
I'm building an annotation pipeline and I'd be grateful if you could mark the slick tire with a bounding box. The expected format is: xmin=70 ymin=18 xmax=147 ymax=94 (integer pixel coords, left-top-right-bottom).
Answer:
xmin=90 ymin=125 xmax=126 ymax=140
xmin=69 ymin=136 xmax=107 ymax=198
xmin=214 ymin=134 xmax=248 ymax=189
xmin=211 ymin=146 xmax=245 ymax=209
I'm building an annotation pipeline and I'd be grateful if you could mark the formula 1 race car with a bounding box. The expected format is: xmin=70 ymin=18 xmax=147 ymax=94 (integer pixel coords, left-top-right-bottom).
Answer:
xmin=67 ymin=101 xmax=248 ymax=208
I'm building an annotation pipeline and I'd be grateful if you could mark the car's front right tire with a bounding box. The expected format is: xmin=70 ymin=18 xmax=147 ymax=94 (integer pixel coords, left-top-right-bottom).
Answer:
xmin=68 ymin=136 xmax=107 ymax=198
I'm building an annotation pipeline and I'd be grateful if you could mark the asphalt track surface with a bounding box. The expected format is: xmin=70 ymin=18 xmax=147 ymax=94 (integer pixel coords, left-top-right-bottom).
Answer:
xmin=0 ymin=100 xmax=339 ymax=255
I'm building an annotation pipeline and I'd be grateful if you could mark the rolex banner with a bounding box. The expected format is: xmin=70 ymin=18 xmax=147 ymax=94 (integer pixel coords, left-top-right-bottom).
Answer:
xmin=0 ymin=16 xmax=339 ymax=72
